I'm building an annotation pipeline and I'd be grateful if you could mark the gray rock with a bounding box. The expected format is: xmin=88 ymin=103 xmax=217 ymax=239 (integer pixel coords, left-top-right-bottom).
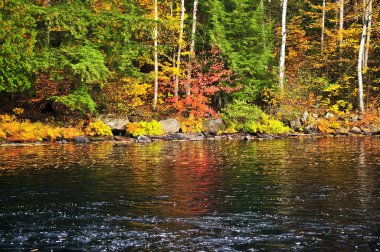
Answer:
xmin=136 ymin=135 xmax=152 ymax=143
xmin=349 ymin=126 xmax=362 ymax=134
xmin=301 ymin=111 xmax=309 ymax=123
xmin=257 ymin=134 xmax=272 ymax=139
xmin=189 ymin=134 xmax=205 ymax=141
xmin=290 ymin=118 xmax=302 ymax=131
xmin=167 ymin=133 xmax=186 ymax=141
xmin=244 ymin=135 xmax=253 ymax=141
xmin=203 ymin=118 xmax=224 ymax=135
xmin=304 ymin=125 xmax=317 ymax=134
xmin=58 ymin=139 xmax=68 ymax=144
xmin=98 ymin=115 xmax=129 ymax=134
xmin=159 ymin=118 xmax=181 ymax=134
xmin=74 ymin=136 xmax=90 ymax=144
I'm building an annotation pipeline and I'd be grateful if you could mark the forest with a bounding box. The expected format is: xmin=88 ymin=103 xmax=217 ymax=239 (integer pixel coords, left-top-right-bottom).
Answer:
xmin=0 ymin=0 xmax=379 ymax=141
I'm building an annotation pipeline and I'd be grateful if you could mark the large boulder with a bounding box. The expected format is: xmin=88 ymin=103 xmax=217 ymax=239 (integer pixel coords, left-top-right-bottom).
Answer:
xmin=349 ymin=126 xmax=362 ymax=134
xmin=159 ymin=118 xmax=181 ymax=134
xmin=98 ymin=115 xmax=129 ymax=135
xmin=203 ymin=118 xmax=224 ymax=135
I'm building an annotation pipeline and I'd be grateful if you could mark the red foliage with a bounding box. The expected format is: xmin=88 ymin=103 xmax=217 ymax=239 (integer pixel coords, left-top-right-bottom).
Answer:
xmin=173 ymin=47 xmax=240 ymax=118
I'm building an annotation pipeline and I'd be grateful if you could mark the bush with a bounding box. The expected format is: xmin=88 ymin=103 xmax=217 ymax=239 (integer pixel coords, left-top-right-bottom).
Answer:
xmin=0 ymin=113 xmax=84 ymax=142
xmin=127 ymin=120 xmax=164 ymax=137
xmin=243 ymin=113 xmax=291 ymax=135
xmin=180 ymin=116 xmax=205 ymax=133
xmin=222 ymin=100 xmax=263 ymax=128
xmin=85 ymin=120 xmax=113 ymax=137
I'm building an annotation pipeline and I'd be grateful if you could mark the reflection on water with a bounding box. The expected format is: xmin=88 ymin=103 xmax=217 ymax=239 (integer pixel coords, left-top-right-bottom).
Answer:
xmin=0 ymin=137 xmax=380 ymax=251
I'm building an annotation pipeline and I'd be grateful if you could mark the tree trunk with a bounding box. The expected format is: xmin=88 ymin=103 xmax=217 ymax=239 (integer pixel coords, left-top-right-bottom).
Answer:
xmin=337 ymin=0 xmax=344 ymax=49
xmin=321 ymin=0 xmax=326 ymax=52
xmin=187 ymin=0 xmax=198 ymax=96
xmin=279 ymin=0 xmax=288 ymax=90
xmin=363 ymin=0 xmax=372 ymax=71
xmin=174 ymin=0 xmax=185 ymax=101
xmin=153 ymin=0 xmax=159 ymax=110
xmin=358 ymin=0 xmax=369 ymax=113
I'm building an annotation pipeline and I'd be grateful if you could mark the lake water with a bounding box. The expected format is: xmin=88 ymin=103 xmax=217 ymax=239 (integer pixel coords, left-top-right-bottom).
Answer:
xmin=0 ymin=137 xmax=379 ymax=251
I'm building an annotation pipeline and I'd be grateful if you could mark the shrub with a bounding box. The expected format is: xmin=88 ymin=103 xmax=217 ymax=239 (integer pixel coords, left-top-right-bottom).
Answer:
xmin=85 ymin=120 xmax=113 ymax=137
xmin=127 ymin=120 xmax=164 ymax=137
xmin=222 ymin=100 xmax=263 ymax=128
xmin=244 ymin=113 xmax=291 ymax=135
xmin=180 ymin=116 xmax=205 ymax=133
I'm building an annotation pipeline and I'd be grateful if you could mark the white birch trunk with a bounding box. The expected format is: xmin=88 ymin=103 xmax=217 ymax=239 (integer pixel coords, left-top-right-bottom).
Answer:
xmin=358 ymin=0 xmax=369 ymax=113
xmin=363 ymin=0 xmax=372 ymax=71
xmin=153 ymin=0 xmax=159 ymax=109
xmin=338 ymin=0 xmax=344 ymax=49
xmin=321 ymin=0 xmax=326 ymax=52
xmin=174 ymin=0 xmax=185 ymax=101
xmin=187 ymin=0 xmax=198 ymax=96
xmin=279 ymin=0 xmax=288 ymax=90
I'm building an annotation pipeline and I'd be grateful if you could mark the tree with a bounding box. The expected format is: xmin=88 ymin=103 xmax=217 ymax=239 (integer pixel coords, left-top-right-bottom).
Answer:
xmin=208 ymin=0 xmax=273 ymax=102
xmin=357 ymin=0 xmax=371 ymax=112
xmin=187 ymin=0 xmax=199 ymax=96
xmin=174 ymin=0 xmax=185 ymax=101
xmin=279 ymin=0 xmax=288 ymax=90
xmin=153 ymin=0 xmax=159 ymax=110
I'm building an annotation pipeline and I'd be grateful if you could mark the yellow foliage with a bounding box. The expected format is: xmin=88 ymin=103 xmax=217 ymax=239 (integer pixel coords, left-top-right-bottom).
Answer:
xmin=59 ymin=127 xmax=83 ymax=140
xmin=180 ymin=116 xmax=205 ymax=133
xmin=12 ymin=108 xmax=24 ymax=115
xmin=85 ymin=120 xmax=113 ymax=137
xmin=127 ymin=120 xmax=164 ymax=137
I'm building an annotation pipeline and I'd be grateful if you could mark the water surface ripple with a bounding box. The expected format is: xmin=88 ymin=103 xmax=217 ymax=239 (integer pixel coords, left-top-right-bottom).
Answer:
xmin=0 ymin=137 xmax=379 ymax=251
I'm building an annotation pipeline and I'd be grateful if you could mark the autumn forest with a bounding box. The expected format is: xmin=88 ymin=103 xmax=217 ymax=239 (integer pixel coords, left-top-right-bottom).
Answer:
xmin=0 ymin=0 xmax=380 ymax=141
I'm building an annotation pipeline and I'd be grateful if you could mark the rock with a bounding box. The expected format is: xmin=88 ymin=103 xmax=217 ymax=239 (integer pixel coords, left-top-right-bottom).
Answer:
xmin=325 ymin=112 xmax=335 ymax=119
xmin=98 ymin=115 xmax=129 ymax=135
xmin=349 ymin=126 xmax=362 ymax=134
xmin=136 ymin=135 xmax=152 ymax=143
xmin=304 ymin=125 xmax=318 ymax=134
xmin=301 ymin=111 xmax=309 ymax=124
xmin=257 ymin=134 xmax=272 ymax=139
xmin=203 ymin=118 xmax=224 ymax=135
xmin=214 ymin=136 xmax=223 ymax=140
xmin=159 ymin=118 xmax=181 ymax=134
xmin=166 ymin=133 xmax=186 ymax=141
xmin=58 ymin=139 xmax=68 ymax=144
xmin=244 ymin=135 xmax=253 ymax=141
xmin=189 ymin=134 xmax=205 ymax=141
xmin=74 ymin=136 xmax=90 ymax=144
xmin=290 ymin=118 xmax=302 ymax=131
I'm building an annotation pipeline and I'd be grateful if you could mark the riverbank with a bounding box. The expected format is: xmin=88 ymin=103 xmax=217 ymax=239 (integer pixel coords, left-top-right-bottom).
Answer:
xmin=1 ymin=131 xmax=380 ymax=147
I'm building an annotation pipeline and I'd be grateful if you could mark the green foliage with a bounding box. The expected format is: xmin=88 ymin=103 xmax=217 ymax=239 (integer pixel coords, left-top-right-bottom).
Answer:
xmin=85 ymin=120 xmax=113 ymax=137
xmin=244 ymin=113 xmax=291 ymax=135
xmin=127 ymin=120 xmax=164 ymax=137
xmin=49 ymin=86 xmax=97 ymax=114
xmin=222 ymin=100 xmax=263 ymax=126
xmin=0 ymin=0 xmax=36 ymax=92
xmin=208 ymin=0 xmax=274 ymax=101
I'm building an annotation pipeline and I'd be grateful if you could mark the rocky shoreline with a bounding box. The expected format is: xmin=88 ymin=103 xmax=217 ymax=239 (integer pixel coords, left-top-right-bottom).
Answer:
xmin=1 ymin=130 xmax=379 ymax=147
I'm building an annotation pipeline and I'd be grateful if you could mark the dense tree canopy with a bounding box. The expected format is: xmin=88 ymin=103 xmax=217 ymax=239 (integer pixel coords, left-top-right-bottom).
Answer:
xmin=0 ymin=0 xmax=379 ymax=122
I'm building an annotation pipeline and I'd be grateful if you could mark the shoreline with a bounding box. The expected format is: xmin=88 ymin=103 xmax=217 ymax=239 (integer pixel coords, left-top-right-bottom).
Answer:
xmin=1 ymin=131 xmax=379 ymax=147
